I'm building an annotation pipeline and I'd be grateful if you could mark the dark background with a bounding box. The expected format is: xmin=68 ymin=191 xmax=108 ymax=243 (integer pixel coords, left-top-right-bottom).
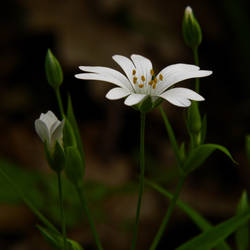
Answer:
xmin=0 ymin=0 xmax=250 ymax=249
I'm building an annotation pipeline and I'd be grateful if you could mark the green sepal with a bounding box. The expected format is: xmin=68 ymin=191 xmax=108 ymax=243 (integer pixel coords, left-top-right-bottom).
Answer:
xmin=133 ymin=96 xmax=163 ymax=113
xmin=235 ymin=190 xmax=249 ymax=250
xmin=245 ymin=135 xmax=250 ymax=165
xmin=183 ymin=143 xmax=237 ymax=174
xmin=63 ymin=119 xmax=77 ymax=148
xmin=37 ymin=225 xmax=84 ymax=250
xmin=182 ymin=6 xmax=202 ymax=49
xmin=65 ymin=146 xmax=85 ymax=188
xmin=44 ymin=141 xmax=65 ymax=172
xmin=67 ymin=94 xmax=85 ymax=163
xmin=45 ymin=49 xmax=63 ymax=89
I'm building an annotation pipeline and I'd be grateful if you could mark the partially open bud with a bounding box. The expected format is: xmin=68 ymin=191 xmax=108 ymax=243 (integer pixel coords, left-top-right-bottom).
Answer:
xmin=35 ymin=111 xmax=65 ymax=172
xmin=45 ymin=49 xmax=63 ymax=89
xmin=182 ymin=6 xmax=202 ymax=49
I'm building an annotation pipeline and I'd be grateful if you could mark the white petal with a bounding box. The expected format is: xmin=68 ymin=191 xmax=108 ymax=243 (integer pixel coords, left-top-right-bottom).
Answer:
xmin=78 ymin=66 xmax=132 ymax=91
xmin=105 ymin=87 xmax=131 ymax=100
xmin=35 ymin=119 xmax=50 ymax=143
xmin=112 ymin=55 xmax=136 ymax=85
xmin=130 ymin=54 xmax=153 ymax=85
xmin=124 ymin=93 xmax=147 ymax=106
xmin=40 ymin=111 xmax=58 ymax=130
xmin=75 ymin=73 xmax=131 ymax=90
xmin=51 ymin=120 xmax=64 ymax=148
xmin=156 ymin=63 xmax=212 ymax=94
xmin=159 ymin=87 xmax=204 ymax=107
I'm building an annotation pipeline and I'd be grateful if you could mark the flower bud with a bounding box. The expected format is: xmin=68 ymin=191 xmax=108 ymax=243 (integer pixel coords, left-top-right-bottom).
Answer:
xmin=65 ymin=146 xmax=85 ymax=188
xmin=45 ymin=49 xmax=63 ymax=89
xmin=182 ymin=6 xmax=202 ymax=49
xmin=35 ymin=111 xmax=65 ymax=172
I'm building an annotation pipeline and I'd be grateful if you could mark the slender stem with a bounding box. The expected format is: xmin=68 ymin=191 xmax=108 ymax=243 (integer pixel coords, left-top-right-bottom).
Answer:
xmin=130 ymin=112 xmax=146 ymax=250
xmin=57 ymin=172 xmax=67 ymax=250
xmin=193 ymin=47 xmax=200 ymax=93
xmin=150 ymin=175 xmax=186 ymax=250
xmin=55 ymin=87 xmax=65 ymax=118
xmin=159 ymin=106 xmax=182 ymax=167
xmin=76 ymin=185 xmax=103 ymax=250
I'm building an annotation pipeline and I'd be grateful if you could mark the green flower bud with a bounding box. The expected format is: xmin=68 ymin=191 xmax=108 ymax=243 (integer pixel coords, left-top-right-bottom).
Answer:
xmin=45 ymin=49 xmax=63 ymax=89
xmin=182 ymin=6 xmax=202 ymax=49
xmin=65 ymin=146 xmax=85 ymax=188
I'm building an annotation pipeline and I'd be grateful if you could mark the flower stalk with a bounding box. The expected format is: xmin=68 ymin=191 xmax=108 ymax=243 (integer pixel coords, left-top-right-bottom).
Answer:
xmin=131 ymin=112 xmax=146 ymax=250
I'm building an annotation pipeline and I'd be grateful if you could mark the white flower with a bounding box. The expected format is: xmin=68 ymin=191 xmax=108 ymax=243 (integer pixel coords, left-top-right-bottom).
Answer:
xmin=35 ymin=111 xmax=64 ymax=151
xmin=75 ymin=54 xmax=212 ymax=108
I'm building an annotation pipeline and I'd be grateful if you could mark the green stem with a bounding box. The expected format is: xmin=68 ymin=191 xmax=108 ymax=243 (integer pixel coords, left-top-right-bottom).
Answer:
xmin=130 ymin=112 xmax=146 ymax=250
xmin=150 ymin=175 xmax=186 ymax=250
xmin=57 ymin=172 xmax=67 ymax=250
xmin=76 ymin=186 xmax=103 ymax=250
xmin=193 ymin=47 xmax=200 ymax=93
xmin=55 ymin=87 xmax=65 ymax=118
xmin=159 ymin=106 xmax=182 ymax=167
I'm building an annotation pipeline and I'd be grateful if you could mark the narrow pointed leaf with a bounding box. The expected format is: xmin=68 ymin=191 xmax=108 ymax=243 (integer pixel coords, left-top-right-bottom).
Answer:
xmin=183 ymin=144 xmax=237 ymax=174
xmin=145 ymin=179 xmax=231 ymax=250
xmin=0 ymin=167 xmax=59 ymax=234
xmin=176 ymin=209 xmax=250 ymax=250
xmin=235 ymin=191 xmax=249 ymax=250
xmin=67 ymin=94 xmax=86 ymax=165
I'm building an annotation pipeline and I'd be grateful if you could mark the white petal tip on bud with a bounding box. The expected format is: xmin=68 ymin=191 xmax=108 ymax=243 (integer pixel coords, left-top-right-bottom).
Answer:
xmin=185 ymin=6 xmax=193 ymax=14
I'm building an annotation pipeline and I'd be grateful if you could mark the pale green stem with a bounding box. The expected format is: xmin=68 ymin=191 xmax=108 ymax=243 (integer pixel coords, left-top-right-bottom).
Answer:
xmin=130 ymin=112 xmax=146 ymax=250
xmin=57 ymin=172 xmax=67 ymax=250
xmin=76 ymin=185 xmax=103 ymax=250
xmin=150 ymin=174 xmax=186 ymax=250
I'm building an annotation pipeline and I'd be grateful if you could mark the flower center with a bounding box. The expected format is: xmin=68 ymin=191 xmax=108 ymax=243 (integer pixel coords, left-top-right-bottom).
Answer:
xmin=131 ymin=69 xmax=163 ymax=93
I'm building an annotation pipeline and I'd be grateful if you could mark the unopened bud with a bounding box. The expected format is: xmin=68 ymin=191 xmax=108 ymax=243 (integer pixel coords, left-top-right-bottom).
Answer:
xmin=45 ymin=49 xmax=63 ymax=89
xmin=182 ymin=6 xmax=202 ymax=49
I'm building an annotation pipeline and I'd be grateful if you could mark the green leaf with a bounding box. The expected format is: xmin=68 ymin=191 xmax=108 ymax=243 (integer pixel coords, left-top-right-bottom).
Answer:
xmin=183 ymin=143 xmax=237 ymax=174
xmin=200 ymin=114 xmax=207 ymax=144
xmin=245 ymin=135 xmax=250 ymax=164
xmin=45 ymin=49 xmax=63 ymax=89
xmin=145 ymin=179 xmax=231 ymax=250
xmin=0 ymin=166 xmax=59 ymax=235
xmin=65 ymin=146 xmax=85 ymax=187
xmin=67 ymin=94 xmax=86 ymax=165
xmin=176 ymin=209 xmax=250 ymax=250
xmin=235 ymin=190 xmax=249 ymax=250
xmin=37 ymin=225 xmax=84 ymax=250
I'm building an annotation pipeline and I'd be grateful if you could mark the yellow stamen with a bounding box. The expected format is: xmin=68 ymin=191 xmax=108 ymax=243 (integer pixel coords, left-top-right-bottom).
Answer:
xmin=148 ymin=80 xmax=153 ymax=86
xmin=153 ymin=83 xmax=157 ymax=89
xmin=133 ymin=77 xmax=137 ymax=84
xmin=150 ymin=69 xmax=154 ymax=76
xmin=153 ymin=78 xmax=158 ymax=84
xmin=159 ymin=74 xmax=163 ymax=81
xmin=139 ymin=84 xmax=144 ymax=88
xmin=141 ymin=75 xmax=145 ymax=82
xmin=132 ymin=69 xmax=136 ymax=75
